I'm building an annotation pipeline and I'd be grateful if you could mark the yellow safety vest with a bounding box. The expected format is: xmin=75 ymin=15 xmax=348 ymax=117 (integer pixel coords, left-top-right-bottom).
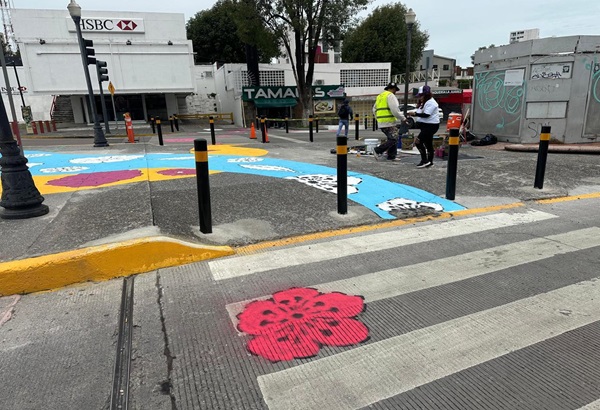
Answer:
xmin=375 ymin=91 xmax=395 ymax=123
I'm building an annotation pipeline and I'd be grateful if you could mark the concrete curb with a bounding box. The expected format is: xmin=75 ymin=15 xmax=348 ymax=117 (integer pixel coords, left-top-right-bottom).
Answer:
xmin=0 ymin=236 xmax=234 ymax=296
xmin=505 ymin=144 xmax=600 ymax=154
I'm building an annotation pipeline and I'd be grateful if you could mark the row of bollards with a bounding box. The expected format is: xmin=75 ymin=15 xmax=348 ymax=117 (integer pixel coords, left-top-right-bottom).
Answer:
xmin=193 ymin=123 xmax=554 ymax=234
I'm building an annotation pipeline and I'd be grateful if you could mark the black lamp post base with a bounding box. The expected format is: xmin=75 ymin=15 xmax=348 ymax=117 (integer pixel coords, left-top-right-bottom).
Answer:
xmin=94 ymin=141 xmax=110 ymax=147
xmin=0 ymin=140 xmax=50 ymax=220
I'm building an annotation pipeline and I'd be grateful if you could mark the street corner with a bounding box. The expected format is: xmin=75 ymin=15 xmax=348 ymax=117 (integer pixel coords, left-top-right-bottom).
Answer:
xmin=0 ymin=236 xmax=234 ymax=296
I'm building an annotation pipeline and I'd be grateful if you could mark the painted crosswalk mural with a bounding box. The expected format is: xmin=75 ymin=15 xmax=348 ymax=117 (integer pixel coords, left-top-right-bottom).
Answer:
xmin=160 ymin=209 xmax=600 ymax=409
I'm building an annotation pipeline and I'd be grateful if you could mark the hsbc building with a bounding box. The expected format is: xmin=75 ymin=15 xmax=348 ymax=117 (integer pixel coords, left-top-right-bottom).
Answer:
xmin=11 ymin=8 xmax=195 ymax=124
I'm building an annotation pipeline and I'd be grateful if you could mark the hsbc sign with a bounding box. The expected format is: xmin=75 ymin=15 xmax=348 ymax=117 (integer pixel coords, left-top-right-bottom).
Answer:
xmin=67 ymin=18 xmax=145 ymax=33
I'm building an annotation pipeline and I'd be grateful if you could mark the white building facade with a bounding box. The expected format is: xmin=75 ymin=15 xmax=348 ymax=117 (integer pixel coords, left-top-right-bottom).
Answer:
xmin=11 ymin=8 xmax=194 ymax=124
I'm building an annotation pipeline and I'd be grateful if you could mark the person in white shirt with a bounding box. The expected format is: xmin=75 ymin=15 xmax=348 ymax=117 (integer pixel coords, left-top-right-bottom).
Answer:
xmin=372 ymin=83 xmax=406 ymax=161
xmin=407 ymin=85 xmax=440 ymax=168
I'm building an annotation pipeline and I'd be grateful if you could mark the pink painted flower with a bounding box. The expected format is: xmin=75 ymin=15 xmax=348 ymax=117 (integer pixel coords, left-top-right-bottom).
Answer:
xmin=237 ymin=287 xmax=368 ymax=362
xmin=47 ymin=170 xmax=142 ymax=187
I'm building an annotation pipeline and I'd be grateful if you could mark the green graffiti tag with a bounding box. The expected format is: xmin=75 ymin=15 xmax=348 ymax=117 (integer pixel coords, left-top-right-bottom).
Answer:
xmin=475 ymin=71 xmax=524 ymax=130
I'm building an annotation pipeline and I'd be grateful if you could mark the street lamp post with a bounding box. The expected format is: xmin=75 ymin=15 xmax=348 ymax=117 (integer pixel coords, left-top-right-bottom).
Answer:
xmin=67 ymin=0 xmax=108 ymax=147
xmin=403 ymin=8 xmax=416 ymax=117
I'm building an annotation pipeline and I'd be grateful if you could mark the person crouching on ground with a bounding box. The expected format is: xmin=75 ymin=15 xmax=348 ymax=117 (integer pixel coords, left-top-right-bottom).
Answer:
xmin=336 ymin=99 xmax=353 ymax=138
xmin=407 ymin=85 xmax=440 ymax=168
xmin=372 ymin=82 xmax=406 ymax=161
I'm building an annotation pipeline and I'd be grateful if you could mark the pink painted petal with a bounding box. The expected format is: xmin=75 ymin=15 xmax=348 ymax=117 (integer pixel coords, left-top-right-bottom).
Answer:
xmin=307 ymin=318 xmax=369 ymax=347
xmin=272 ymin=288 xmax=320 ymax=308
xmin=237 ymin=299 xmax=288 ymax=335
xmin=308 ymin=292 xmax=365 ymax=318
xmin=247 ymin=324 xmax=320 ymax=362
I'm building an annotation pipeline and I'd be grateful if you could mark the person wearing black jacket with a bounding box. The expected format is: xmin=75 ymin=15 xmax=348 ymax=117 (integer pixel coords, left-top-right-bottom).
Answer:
xmin=336 ymin=99 xmax=353 ymax=138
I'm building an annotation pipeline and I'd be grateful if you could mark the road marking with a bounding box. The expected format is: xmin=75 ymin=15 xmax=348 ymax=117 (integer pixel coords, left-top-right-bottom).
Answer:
xmin=264 ymin=133 xmax=310 ymax=143
xmin=257 ymin=278 xmax=600 ymax=410
xmin=579 ymin=399 xmax=600 ymax=410
xmin=209 ymin=210 xmax=556 ymax=280
xmin=226 ymin=227 xmax=600 ymax=332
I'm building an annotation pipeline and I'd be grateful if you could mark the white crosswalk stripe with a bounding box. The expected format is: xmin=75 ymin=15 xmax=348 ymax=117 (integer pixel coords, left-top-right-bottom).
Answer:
xmin=225 ymin=227 xmax=600 ymax=332
xmin=257 ymin=279 xmax=600 ymax=410
xmin=209 ymin=209 xmax=557 ymax=280
xmin=213 ymin=211 xmax=600 ymax=409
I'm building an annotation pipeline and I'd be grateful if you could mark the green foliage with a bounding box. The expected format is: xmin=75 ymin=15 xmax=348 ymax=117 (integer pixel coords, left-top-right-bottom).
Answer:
xmin=255 ymin=0 xmax=370 ymax=115
xmin=341 ymin=3 xmax=429 ymax=75
xmin=438 ymin=79 xmax=448 ymax=86
xmin=457 ymin=79 xmax=471 ymax=89
xmin=186 ymin=0 xmax=279 ymax=64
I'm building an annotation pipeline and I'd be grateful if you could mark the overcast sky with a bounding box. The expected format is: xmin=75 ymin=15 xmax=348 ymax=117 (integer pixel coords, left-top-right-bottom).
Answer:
xmin=13 ymin=0 xmax=600 ymax=66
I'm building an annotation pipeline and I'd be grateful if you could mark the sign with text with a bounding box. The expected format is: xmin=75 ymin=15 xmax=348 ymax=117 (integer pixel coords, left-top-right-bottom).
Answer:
xmin=67 ymin=18 xmax=145 ymax=33
xmin=504 ymin=69 xmax=525 ymax=86
xmin=242 ymin=85 xmax=345 ymax=101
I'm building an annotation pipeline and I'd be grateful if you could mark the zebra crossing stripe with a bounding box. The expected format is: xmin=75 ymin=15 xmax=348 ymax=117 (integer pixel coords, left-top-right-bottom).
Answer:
xmin=579 ymin=399 xmax=600 ymax=410
xmin=225 ymin=227 xmax=600 ymax=332
xmin=209 ymin=210 xmax=556 ymax=280
xmin=257 ymin=278 xmax=600 ymax=410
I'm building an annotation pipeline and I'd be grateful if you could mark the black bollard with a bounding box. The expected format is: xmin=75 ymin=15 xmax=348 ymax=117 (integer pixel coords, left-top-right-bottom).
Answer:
xmin=364 ymin=116 xmax=368 ymax=130
xmin=336 ymin=136 xmax=348 ymax=215
xmin=355 ymin=114 xmax=360 ymax=140
xmin=169 ymin=116 xmax=174 ymax=133
xmin=372 ymin=118 xmax=376 ymax=131
xmin=309 ymin=115 xmax=314 ymax=142
xmin=156 ymin=117 xmax=163 ymax=146
xmin=315 ymin=116 xmax=319 ymax=133
xmin=285 ymin=117 xmax=289 ymax=133
xmin=534 ymin=125 xmax=551 ymax=189
xmin=173 ymin=114 xmax=179 ymax=131
xmin=445 ymin=128 xmax=460 ymax=200
xmin=260 ymin=116 xmax=266 ymax=143
xmin=209 ymin=116 xmax=216 ymax=145
xmin=255 ymin=116 xmax=259 ymax=130
xmin=150 ymin=117 xmax=156 ymax=134
xmin=194 ymin=138 xmax=212 ymax=234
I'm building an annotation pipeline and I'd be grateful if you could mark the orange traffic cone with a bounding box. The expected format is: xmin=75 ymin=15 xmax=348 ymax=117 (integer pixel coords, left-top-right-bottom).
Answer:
xmin=250 ymin=122 xmax=257 ymax=139
xmin=265 ymin=126 xmax=269 ymax=143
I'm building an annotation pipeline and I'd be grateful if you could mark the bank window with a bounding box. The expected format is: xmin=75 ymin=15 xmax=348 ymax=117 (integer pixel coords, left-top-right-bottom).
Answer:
xmin=340 ymin=69 xmax=389 ymax=87
xmin=443 ymin=64 xmax=449 ymax=71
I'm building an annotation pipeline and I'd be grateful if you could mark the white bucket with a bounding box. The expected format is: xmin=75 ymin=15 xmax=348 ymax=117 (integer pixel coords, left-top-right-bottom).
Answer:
xmin=364 ymin=138 xmax=379 ymax=154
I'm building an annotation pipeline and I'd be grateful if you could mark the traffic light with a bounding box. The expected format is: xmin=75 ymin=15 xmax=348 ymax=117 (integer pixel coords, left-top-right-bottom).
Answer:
xmin=83 ymin=38 xmax=96 ymax=65
xmin=96 ymin=60 xmax=109 ymax=82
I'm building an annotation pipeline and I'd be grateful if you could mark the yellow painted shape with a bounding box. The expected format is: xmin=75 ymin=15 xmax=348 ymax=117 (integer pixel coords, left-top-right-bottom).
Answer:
xmin=195 ymin=144 xmax=268 ymax=156
xmin=0 ymin=236 xmax=234 ymax=296
xmin=536 ymin=192 xmax=600 ymax=204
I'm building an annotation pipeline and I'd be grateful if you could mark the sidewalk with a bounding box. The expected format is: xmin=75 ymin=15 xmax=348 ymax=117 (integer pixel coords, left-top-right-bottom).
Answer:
xmin=2 ymin=123 xmax=600 ymax=295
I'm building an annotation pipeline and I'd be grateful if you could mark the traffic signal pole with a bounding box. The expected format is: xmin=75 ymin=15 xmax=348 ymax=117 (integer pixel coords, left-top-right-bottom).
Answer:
xmin=96 ymin=61 xmax=110 ymax=135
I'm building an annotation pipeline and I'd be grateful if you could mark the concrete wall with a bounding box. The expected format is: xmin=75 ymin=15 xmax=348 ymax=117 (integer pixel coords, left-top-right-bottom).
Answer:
xmin=472 ymin=35 xmax=600 ymax=143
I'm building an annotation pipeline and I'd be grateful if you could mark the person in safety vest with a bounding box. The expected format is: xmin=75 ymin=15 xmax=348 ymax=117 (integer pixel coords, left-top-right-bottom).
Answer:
xmin=372 ymin=82 xmax=406 ymax=161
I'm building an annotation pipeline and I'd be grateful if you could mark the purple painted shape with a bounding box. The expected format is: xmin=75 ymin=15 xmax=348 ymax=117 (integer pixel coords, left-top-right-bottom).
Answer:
xmin=157 ymin=169 xmax=196 ymax=176
xmin=165 ymin=138 xmax=196 ymax=143
xmin=47 ymin=170 xmax=143 ymax=187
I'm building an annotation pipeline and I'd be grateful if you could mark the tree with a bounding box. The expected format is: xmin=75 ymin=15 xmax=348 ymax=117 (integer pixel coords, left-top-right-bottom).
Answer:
xmin=256 ymin=0 xmax=370 ymax=119
xmin=341 ymin=4 xmax=428 ymax=76
xmin=186 ymin=0 xmax=279 ymax=65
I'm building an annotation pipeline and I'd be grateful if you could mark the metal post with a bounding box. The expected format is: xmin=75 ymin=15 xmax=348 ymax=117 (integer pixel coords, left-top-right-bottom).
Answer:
xmin=315 ymin=116 xmax=319 ymax=133
xmin=404 ymin=20 xmax=414 ymax=118
xmin=194 ymin=138 xmax=212 ymax=234
xmin=534 ymin=125 xmax=551 ymax=189
xmin=285 ymin=117 xmax=289 ymax=133
xmin=96 ymin=67 xmax=111 ymax=135
xmin=0 ymin=95 xmax=49 ymax=219
xmin=156 ymin=117 xmax=163 ymax=146
xmin=150 ymin=117 xmax=155 ymax=134
xmin=364 ymin=116 xmax=368 ymax=130
xmin=336 ymin=136 xmax=348 ymax=215
xmin=260 ymin=116 xmax=266 ymax=143
xmin=0 ymin=39 xmax=23 ymax=154
xmin=110 ymin=92 xmax=118 ymax=130
xmin=209 ymin=116 xmax=216 ymax=145
xmin=309 ymin=115 xmax=314 ymax=142
xmin=355 ymin=114 xmax=360 ymax=140
xmin=445 ymin=127 xmax=460 ymax=200
xmin=11 ymin=63 xmax=25 ymax=107
xmin=70 ymin=11 xmax=108 ymax=147
xmin=372 ymin=118 xmax=376 ymax=131
xmin=173 ymin=114 xmax=179 ymax=131
xmin=169 ymin=116 xmax=174 ymax=132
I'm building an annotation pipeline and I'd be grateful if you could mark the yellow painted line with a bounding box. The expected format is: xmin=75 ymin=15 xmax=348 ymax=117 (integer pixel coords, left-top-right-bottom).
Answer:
xmin=536 ymin=192 xmax=600 ymax=204
xmin=0 ymin=237 xmax=234 ymax=296
xmin=236 ymin=202 xmax=526 ymax=255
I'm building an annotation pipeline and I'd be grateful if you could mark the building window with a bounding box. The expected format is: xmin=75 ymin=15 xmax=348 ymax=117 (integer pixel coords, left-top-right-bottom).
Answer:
xmin=340 ymin=69 xmax=389 ymax=87
xmin=334 ymin=54 xmax=341 ymax=63
xmin=234 ymin=70 xmax=285 ymax=89
xmin=204 ymin=71 xmax=213 ymax=78
xmin=443 ymin=64 xmax=449 ymax=71
xmin=432 ymin=64 xmax=438 ymax=69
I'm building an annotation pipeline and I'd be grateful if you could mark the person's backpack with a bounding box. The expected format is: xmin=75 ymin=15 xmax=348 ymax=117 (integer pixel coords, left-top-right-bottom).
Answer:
xmin=338 ymin=105 xmax=349 ymax=119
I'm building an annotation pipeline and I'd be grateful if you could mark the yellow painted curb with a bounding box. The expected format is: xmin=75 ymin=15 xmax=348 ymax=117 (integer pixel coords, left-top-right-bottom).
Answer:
xmin=0 ymin=237 xmax=234 ymax=296
xmin=536 ymin=191 xmax=600 ymax=204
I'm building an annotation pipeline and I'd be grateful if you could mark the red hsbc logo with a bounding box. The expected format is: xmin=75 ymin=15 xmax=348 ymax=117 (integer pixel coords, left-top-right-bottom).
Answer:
xmin=117 ymin=20 xmax=138 ymax=31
